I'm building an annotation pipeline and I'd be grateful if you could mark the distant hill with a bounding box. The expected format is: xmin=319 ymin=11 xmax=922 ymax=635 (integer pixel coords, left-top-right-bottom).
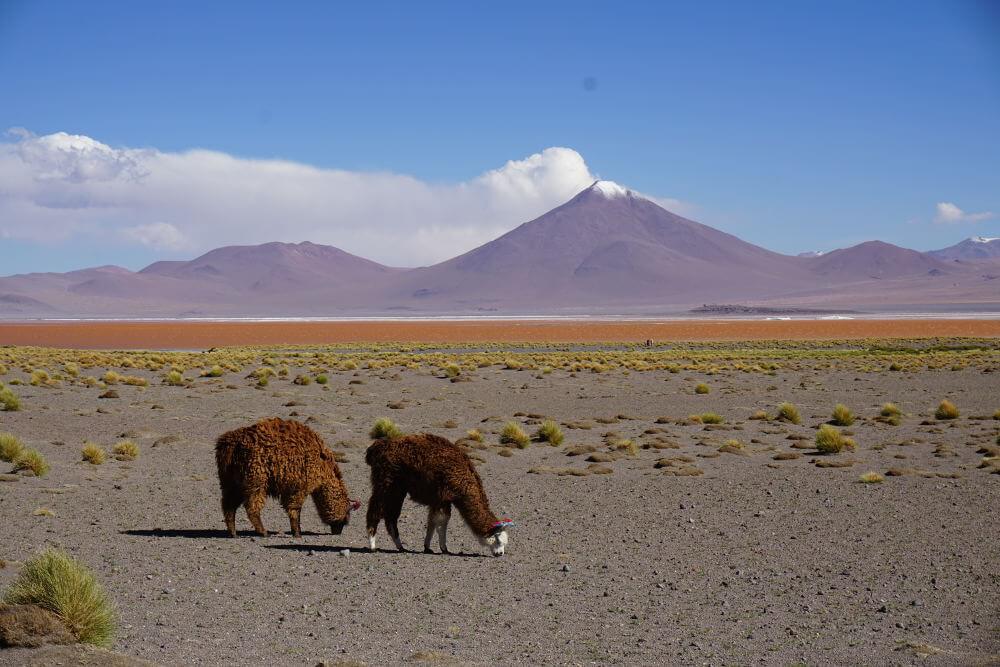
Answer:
xmin=927 ymin=236 xmax=1000 ymax=261
xmin=0 ymin=182 xmax=997 ymax=317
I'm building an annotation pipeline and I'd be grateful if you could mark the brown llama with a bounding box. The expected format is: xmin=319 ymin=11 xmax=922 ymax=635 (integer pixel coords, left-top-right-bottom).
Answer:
xmin=364 ymin=433 xmax=513 ymax=556
xmin=215 ymin=418 xmax=360 ymax=537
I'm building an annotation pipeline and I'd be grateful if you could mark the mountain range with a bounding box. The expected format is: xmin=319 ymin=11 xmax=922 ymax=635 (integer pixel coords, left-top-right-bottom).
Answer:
xmin=2 ymin=181 xmax=998 ymax=317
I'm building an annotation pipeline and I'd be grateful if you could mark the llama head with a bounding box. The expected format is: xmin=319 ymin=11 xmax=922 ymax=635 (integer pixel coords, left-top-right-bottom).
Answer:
xmin=482 ymin=519 xmax=513 ymax=557
xmin=316 ymin=449 xmax=354 ymax=534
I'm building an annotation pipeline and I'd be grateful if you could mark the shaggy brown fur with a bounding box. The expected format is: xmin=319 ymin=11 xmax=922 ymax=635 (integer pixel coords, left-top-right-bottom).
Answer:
xmin=215 ymin=418 xmax=354 ymax=537
xmin=365 ymin=433 xmax=507 ymax=554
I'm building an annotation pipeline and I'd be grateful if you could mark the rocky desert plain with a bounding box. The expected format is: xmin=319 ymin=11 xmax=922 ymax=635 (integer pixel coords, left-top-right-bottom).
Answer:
xmin=0 ymin=330 xmax=998 ymax=666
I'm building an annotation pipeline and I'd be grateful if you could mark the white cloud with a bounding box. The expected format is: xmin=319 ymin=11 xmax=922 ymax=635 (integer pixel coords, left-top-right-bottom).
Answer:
xmin=121 ymin=222 xmax=187 ymax=250
xmin=934 ymin=201 xmax=993 ymax=224
xmin=0 ymin=130 xmax=688 ymax=267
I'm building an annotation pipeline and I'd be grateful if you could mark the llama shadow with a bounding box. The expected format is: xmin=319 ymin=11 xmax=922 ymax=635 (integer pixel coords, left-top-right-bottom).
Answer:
xmin=265 ymin=543 xmax=484 ymax=558
xmin=121 ymin=528 xmax=326 ymax=539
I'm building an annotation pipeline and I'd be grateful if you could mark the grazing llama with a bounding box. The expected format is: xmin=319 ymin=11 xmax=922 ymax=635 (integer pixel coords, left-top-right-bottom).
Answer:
xmin=365 ymin=433 xmax=513 ymax=556
xmin=215 ymin=418 xmax=360 ymax=537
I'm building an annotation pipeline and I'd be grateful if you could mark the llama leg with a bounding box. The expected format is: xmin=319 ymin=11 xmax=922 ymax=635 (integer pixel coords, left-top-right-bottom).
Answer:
xmin=383 ymin=491 xmax=406 ymax=551
xmin=221 ymin=489 xmax=241 ymax=538
xmin=437 ymin=504 xmax=452 ymax=554
xmin=282 ymin=491 xmax=308 ymax=538
xmin=244 ymin=488 xmax=268 ymax=536
xmin=424 ymin=507 xmax=439 ymax=553
xmin=366 ymin=493 xmax=383 ymax=551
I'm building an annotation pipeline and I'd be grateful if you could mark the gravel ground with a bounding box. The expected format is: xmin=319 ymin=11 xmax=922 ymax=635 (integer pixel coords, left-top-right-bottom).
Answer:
xmin=1 ymin=363 xmax=998 ymax=666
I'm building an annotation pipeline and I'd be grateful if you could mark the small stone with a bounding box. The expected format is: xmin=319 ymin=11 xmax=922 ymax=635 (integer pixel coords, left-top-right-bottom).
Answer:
xmin=561 ymin=564 xmax=570 ymax=573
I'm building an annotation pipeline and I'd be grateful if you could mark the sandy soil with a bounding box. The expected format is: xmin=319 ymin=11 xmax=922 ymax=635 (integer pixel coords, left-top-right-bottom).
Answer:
xmin=2 ymin=318 xmax=1000 ymax=349
xmin=1 ymin=354 xmax=998 ymax=665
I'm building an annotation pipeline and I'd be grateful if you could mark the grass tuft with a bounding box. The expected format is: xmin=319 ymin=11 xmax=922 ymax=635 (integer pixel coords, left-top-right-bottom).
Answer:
xmin=500 ymin=422 xmax=530 ymax=448
xmin=534 ymin=420 xmax=564 ymax=446
xmin=163 ymin=370 xmax=185 ymax=386
xmin=831 ymin=403 xmax=854 ymax=426
xmin=12 ymin=449 xmax=49 ymax=477
xmin=935 ymin=399 xmax=959 ymax=420
xmin=815 ymin=424 xmax=853 ymax=454
xmin=694 ymin=383 xmax=710 ymax=395
xmin=776 ymin=402 xmax=801 ymax=424
xmin=2 ymin=548 xmax=116 ymax=647
xmin=369 ymin=417 xmax=402 ymax=440
xmin=113 ymin=440 xmax=139 ymax=461
xmin=859 ymin=471 xmax=884 ymax=484
xmin=613 ymin=439 xmax=638 ymax=456
xmin=699 ymin=412 xmax=724 ymax=424
xmin=0 ymin=432 xmax=25 ymax=462
xmin=81 ymin=443 xmax=106 ymax=465
xmin=1 ymin=384 xmax=23 ymax=411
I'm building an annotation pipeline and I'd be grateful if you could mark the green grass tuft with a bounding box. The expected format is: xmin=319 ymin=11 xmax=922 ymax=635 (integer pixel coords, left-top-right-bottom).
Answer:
xmin=2 ymin=548 xmax=116 ymax=647
xmin=1 ymin=384 xmax=22 ymax=411
xmin=500 ymin=422 xmax=530 ymax=448
xmin=831 ymin=403 xmax=854 ymax=426
xmin=776 ymin=402 xmax=801 ymax=424
xmin=699 ymin=412 xmax=724 ymax=424
xmin=815 ymin=424 xmax=854 ymax=454
xmin=0 ymin=432 xmax=25 ymax=462
xmin=694 ymin=382 xmax=710 ymax=395
xmin=859 ymin=471 xmax=884 ymax=484
xmin=534 ymin=420 xmax=564 ymax=446
xmin=369 ymin=417 xmax=402 ymax=440
xmin=12 ymin=449 xmax=49 ymax=477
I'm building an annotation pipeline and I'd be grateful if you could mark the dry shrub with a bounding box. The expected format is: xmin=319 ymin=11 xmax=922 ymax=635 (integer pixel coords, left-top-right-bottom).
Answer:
xmin=694 ymin=383 xmax=710 ymax=395
xmin=859 ymin=471 xmax=884 ymax=483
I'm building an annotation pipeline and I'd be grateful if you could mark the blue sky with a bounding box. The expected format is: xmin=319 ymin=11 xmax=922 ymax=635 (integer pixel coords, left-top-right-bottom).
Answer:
xmin=0 ymin=0 xmax=998 ymax=273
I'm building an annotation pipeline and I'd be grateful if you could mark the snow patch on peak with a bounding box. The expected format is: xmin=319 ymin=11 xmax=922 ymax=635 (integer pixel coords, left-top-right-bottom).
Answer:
xmin=971 ymin=236 xmax=999 ymax=243
xmin=591 ymin=180 xmax=631 ymax=198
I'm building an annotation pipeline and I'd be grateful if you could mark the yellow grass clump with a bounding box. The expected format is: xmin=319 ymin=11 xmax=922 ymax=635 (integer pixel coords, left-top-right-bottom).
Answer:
xmin=81 ymin=443 xmax=106 ymax=465
xmin=500 ymin=422 xmax=530 ymax=448
xmin=369 ymin=417 xmax=402 ymax=440
xmin=859 ymin=471 xmax=884 ymax=483
xmin=12 ymin=449 xmax=49 ymax=477
xmin=935 ymin=399 xmax=959 ymax=420
xmin=0 ymin=432 xmax=25 ymax=462
xmin=831 ymin=403 xmax=854 ymax=426
xmin=113 ymin=440 xmax=140 ymax=461
xmin=534 ymin=420 xmax=564 ymax=446
xmin=2 ymin=548 xmax=116 ymax=647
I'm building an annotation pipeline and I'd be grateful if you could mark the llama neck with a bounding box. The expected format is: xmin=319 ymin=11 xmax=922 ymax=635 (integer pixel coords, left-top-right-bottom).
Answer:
xmin=454 ymin=495 xmax=499 ymax=537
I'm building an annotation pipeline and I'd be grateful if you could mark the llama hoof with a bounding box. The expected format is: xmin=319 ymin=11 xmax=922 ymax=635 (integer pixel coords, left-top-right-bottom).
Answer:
xmin=423 ymin=547 xmax=433 ymax=554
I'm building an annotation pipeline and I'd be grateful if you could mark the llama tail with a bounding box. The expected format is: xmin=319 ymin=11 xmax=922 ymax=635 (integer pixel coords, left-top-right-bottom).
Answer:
xmin=214 ymin=435 xmax=235 ymax=478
